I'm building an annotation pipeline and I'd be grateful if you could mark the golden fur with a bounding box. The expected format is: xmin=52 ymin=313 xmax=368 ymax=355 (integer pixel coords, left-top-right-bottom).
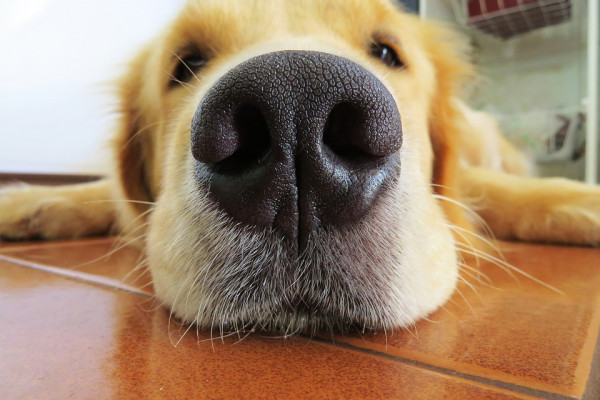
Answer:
xmin=1 ymin=0 xmax=599 ymax=334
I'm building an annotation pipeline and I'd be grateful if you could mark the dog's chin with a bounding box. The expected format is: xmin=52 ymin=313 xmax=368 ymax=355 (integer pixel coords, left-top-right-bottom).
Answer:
xmin=147 ymin=164 xmax=459 ymax=335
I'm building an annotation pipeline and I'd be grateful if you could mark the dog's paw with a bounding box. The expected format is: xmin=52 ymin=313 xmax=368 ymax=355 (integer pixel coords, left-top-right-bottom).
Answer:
xmin=0 ymin=184 xmax=84 ymax=240
xmin=512 ymin=179 xmax=600 ymax=246
xmin=462 ymin=168 xmax=600 ymax=247
xmin=0 ymin=181 xmax=116 ymax=240
xmin=544 ymin=186 xmax=600 ymax=246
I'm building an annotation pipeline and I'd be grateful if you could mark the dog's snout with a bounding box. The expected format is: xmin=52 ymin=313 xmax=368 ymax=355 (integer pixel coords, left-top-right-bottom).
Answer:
xmin=191 ymin=51 xmax=402 ymax=242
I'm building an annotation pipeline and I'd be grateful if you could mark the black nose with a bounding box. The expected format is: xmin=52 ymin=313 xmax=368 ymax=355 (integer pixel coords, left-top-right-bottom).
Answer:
xmin=191 ymin=50 xmax=402 ymax=243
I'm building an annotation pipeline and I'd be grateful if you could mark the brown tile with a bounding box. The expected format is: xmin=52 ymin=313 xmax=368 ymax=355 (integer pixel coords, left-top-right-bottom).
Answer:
xmin=335 ymin=242 xmax=600 ymax=398
xmin=0 ymin=261 xmax=536 ymax=400
xmin=0 ymin=238 xmax=150 ymax=295
xmin=3 ymin=238 xmax=599 ymax=398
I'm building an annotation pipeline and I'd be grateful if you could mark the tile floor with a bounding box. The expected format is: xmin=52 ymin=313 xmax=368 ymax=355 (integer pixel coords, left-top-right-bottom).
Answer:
xmin=1 ymin=238 xmax=599 ymax=399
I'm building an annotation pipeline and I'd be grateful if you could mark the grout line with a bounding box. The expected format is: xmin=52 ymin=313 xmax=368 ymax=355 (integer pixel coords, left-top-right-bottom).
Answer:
xmin=310 ymin=336 xmax=577 ymax=400
xmin=583 ymin=324 xmax=600 ymax=399
xmin=0 ymin=237 xmax=116 ymax=254
xmin=0 ymin=254 xmax=153 ymax=299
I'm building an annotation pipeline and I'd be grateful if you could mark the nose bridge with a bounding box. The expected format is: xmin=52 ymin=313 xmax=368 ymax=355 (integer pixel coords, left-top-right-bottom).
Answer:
xmin=191 ymin=50 xmax=402 ymax=245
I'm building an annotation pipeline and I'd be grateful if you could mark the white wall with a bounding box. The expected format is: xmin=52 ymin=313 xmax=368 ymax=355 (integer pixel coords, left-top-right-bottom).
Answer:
xmin=0 ymin=0 xmax=186 ymax=175
xmin=419 ymin=0 xmax=456 ymax=22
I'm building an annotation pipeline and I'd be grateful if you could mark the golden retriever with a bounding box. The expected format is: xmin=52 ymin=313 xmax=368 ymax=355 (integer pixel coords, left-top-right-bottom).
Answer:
xmin=1 ymin=0 xmax=599 ymax=334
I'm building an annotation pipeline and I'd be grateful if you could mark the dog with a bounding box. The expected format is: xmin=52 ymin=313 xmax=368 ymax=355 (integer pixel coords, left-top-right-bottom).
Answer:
xmin=1 ymin=0 xmax=599 ymax=335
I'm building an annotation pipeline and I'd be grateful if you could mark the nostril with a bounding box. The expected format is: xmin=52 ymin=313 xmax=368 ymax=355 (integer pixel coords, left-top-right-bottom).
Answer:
xmin=214 ymin=104 xmax=271 ymax=175
xmin=323 ymin=103 xmax=378 ymax=162
xmin=192 ymin=51 xmax=403 ymax=239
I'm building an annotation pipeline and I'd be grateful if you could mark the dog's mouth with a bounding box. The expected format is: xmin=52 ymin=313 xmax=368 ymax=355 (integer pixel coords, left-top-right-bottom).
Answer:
xmin=164 ymin=212 xmax=408 ymax=335
xmin=218 ymin=298 xmax=380 ymax=336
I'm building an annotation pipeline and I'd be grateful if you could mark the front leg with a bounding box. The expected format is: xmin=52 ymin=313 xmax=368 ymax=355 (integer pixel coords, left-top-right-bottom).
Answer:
xmin=460 ymin=167 xmax=600 ymax=246
xmin=0 ymin=179 xmax=116 ymax=240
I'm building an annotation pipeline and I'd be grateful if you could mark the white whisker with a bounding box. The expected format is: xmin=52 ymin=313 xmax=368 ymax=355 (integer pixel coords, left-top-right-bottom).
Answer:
xmin=458 ymin=262 xmax=494 ymax=287
xmin=453 ymin=285 xmax=476 ymax=316
xmin=122 ymin=121 xmax=164 ymax=148
xmin=455 ymin=243 xmax=564 ymax=294
xmin=457 ymin=274 xmax=483 ymax=302
xmin=169 ymin=48 xmax=203 ymax=85
xmin=432 ymin=190 xmax=496 ymax=240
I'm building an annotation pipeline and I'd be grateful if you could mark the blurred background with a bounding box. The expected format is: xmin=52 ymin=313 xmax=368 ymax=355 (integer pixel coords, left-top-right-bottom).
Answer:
xmin=426 ymin=0 xmax=599 ymax=184
xmin=0 ymin=0 xmax=597 ymax=183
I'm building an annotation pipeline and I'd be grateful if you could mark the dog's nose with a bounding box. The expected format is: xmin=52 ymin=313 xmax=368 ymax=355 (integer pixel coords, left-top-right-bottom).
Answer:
xmin=191 ymin=51 xmax=402 ymax=243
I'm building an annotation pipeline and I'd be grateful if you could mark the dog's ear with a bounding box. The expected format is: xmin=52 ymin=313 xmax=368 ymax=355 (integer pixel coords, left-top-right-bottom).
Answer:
xmin=422 ymin=24 xmax=475 ymax=234
xmin=112 ymin=44 xmax=158 ymax=222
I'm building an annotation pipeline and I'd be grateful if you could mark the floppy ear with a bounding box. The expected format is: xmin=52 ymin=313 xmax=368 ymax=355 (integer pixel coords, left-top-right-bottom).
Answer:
xmin=112 ymin=45 xmax=159 ymax=227
xmin=421 ymin=24 xmax=476 ymax=237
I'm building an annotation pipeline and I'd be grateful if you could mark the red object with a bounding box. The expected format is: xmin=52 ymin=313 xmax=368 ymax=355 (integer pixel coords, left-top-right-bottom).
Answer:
xmin=468 ymin=0 xmax=538 ymax=18
xmin=468 ymin=0 xmax=482 ymax=17
xmin=466 ymin=0 xmax=571 ymax=40
xmin=485 ymin=0 xmax=501 ymax=13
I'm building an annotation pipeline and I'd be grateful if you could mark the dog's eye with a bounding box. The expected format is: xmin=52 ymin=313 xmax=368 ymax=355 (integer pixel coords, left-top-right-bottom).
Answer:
xmin=170 ymin=54 xmax=207 ymax=88
xmin=370 ymin=42 xmax=404 ymax=68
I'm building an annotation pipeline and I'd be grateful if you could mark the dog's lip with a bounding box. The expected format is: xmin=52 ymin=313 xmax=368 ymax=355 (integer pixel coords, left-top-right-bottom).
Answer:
xmin=215 ymin=298 xmax=378 ymax=335
xmin=283 ymin=295 xmax=324 ymax=314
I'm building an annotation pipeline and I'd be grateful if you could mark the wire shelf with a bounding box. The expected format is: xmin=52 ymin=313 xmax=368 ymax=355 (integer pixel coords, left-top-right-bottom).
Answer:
xmin=451 ymin=0 xmax=573 ymax=39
